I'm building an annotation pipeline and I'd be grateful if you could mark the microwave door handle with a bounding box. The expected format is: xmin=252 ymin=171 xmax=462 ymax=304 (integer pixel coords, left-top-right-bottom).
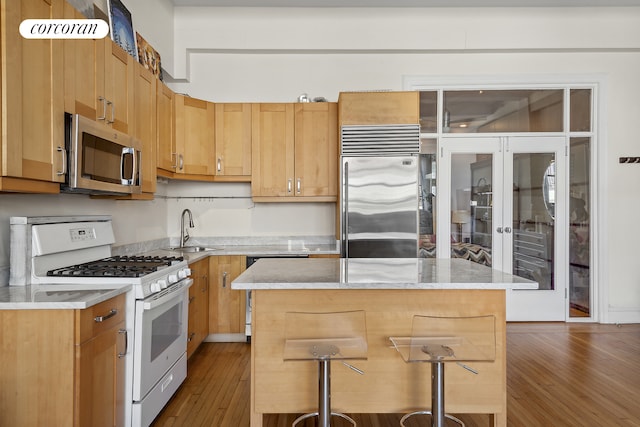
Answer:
xmin=121 ymin=147 xmax=135 ymax=185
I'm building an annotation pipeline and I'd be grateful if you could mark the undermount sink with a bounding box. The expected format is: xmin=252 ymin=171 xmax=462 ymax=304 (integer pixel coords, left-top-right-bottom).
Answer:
xmin=162 ymin=246 xmax=219 ymax=253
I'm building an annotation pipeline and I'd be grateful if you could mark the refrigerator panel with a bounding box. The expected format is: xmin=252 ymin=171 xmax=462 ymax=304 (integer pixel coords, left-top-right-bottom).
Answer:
xmin=342 ymin=156 xmax=419 ymax=258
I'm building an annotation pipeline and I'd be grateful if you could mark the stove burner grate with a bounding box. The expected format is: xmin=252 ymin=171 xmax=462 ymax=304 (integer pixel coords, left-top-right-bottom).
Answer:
xmin=46 ymin=255 xmax=185 ymax=278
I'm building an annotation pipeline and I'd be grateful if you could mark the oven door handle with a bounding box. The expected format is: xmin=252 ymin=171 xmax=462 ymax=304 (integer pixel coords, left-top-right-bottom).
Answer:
xmin=142 ymin=278 xmax=193 ymax=311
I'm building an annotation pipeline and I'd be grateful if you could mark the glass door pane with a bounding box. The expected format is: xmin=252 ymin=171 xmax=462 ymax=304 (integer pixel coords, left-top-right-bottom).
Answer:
xmin=511 ymin=152 xmax=556 ymax=290
xmin=440 ymin=138 xmax=502 ymax=269
xmin=506 ymin=137 xmax=567 ymax=321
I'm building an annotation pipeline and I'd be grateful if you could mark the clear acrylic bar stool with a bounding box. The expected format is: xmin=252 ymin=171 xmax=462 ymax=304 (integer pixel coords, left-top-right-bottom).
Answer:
xmin=390 ymin=315 xmax=496 ymax=427
xmin=284 ymin=310 xmax=368 ymax=427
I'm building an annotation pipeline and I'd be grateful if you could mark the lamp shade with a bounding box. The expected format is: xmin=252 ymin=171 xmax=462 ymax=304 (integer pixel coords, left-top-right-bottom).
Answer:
xmin=451 ymin=210 xmax=471 ymax=225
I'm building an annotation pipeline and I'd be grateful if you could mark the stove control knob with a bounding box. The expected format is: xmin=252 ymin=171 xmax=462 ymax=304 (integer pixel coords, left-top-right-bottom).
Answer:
xmin=150 ymin=282 xmax=162 ymax=293
xmin=178 ymin=268 xmax=191 ymax=279
xmin=158 ymin=279 xmax=168 ymax=289
xmin=168 ymin=273 xmax=179 ymax=284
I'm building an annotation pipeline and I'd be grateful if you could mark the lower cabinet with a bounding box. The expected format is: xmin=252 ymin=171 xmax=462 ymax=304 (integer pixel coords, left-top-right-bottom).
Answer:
xmin=209 ymin=255 xmax=247 ymax=335
xmin=187 ymin=257 xmax=209 ymax=358
xmin=0 ymin=293 xmax=126 ymax=427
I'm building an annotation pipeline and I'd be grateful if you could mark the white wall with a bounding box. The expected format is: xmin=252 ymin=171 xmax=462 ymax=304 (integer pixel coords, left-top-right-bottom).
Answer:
xmin=167 ymin=6 xmax=640 ymax=323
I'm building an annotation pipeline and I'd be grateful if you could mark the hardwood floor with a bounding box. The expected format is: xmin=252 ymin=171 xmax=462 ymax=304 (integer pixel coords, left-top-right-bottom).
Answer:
xmin=151 ymin=322 xmax=640 ymax=427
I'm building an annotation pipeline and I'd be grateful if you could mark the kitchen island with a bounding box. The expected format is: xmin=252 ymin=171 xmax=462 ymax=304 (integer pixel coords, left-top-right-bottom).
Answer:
xmin=232 ymin=258 xmax=536 ymax=427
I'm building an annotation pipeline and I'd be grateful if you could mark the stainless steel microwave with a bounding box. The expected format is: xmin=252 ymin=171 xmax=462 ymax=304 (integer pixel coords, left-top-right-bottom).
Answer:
xmin=63 ymin=113 xmax=142 ymax=195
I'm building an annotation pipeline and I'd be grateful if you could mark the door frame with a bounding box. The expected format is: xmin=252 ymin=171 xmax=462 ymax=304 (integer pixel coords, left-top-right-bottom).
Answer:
xmin=406 ymin=75 xmax=603 ymax=322
xmin=439 ymin=136 xmax=568 ymax=321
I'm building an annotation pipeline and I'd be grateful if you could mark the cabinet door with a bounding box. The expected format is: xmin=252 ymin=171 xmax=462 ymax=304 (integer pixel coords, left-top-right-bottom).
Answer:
xmin=214 ymin=103 xmax=252 ymax=179
xmin=251 ymin=103 xmax=295 ymax=198
xmin=338 ymin=91 xmax=420 ymax=125
xmin=76 ymin=294 xmax=126 ymax=427
xmin=156 ymin=80 xmax=176 ymax=173
xmin=209 ymin=255 xmax=246 ymax=334
xmin=104 ymin=41 xmax=134 ymax=135
xmin=63 ymin=2 xmax=104 ymax=122
xmin=174 ymin=95 xmax=216 ymax=176
xmin=1 ymin=0 xmax=65 ymax=190
xmin=133 ymin=62 xmax=157 ymax=195
xmin=294 ymin=102 xmax=338 ymax=199
xmin=187 ymin=258 xmax=209 ymax=358
xmin=76 ymin=320 xmax=126 ymax=427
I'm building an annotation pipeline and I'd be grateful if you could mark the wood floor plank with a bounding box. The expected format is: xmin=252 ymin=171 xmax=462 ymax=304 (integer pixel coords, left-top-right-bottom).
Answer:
xmin=152 ymin=322 xmax=640 ymax=427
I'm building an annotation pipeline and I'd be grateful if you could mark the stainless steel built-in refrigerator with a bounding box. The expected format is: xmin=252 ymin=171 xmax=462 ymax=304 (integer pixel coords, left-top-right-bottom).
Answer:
xmin=340 ymin=125 xmax=421 ymax=258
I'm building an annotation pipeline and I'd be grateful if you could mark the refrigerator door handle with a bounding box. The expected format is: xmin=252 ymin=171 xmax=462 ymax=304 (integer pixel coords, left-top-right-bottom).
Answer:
xmin=343 ymin=161 xmax=349 ymax=259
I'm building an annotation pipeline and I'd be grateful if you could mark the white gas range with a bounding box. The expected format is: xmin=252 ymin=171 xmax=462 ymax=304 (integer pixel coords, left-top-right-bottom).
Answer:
xmin=10 ymin=216 xmax=192 ymax=427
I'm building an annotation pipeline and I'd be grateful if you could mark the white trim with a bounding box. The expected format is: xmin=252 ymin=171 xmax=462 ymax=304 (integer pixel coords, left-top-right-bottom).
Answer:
xmin=404 ymin=74 xmax=605 ymax=323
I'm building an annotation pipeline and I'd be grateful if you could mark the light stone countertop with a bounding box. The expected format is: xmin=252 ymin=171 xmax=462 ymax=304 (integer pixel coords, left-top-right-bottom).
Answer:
xmin=0 ymin=284 xmax=131 ymax=310
xmin=232 ymin=257 xmax=538 ymax=290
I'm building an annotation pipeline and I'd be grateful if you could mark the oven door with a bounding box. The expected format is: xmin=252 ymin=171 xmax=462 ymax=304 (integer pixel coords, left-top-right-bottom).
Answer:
xmin=132 ymin=278 xmax=192 ymax=401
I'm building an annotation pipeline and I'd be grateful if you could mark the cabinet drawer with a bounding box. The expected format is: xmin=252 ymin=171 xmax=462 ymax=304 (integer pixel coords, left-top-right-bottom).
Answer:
xmin=77 ymin=294 xmax=126 ymax=343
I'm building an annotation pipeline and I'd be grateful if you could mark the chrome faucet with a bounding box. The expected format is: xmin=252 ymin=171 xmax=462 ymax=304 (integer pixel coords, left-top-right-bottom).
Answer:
xmin=180 ymin=209 xmax=194 ymax=248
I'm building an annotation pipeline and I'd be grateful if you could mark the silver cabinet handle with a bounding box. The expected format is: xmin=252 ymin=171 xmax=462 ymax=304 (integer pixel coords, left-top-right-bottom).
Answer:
xmin=171 ymin=152 xmax=178 ymax=170
xmin=222 ymin=271 xmax=228 ymax=288
xmin=504 ymin=227 xmax=512 ymax=233
xmin=497 ymin=227 xmax=503 ymax=233
xmin=94 ymin=308 xmax=117 ymax=323
xmin=106 ymin=100 xmax=114 ymax=124
xmin=98 ymin=96 xmax=107 ymax=120
xmin=56 ymin=146 xmax=67 ymax=176
xmin=217 ymin=158 xmax=222 ymax=172
xmin=178 ymin=154 xmax=184 ymax=171
xmin=187 ymin=332 xmax=196 ymax=342
xmin=296 ymin=178 xmax=301 ymax=194
xmin=118 ymin=329 xmax=128 ymax=359
xmin=287 ymin=179 xmax=293 ymax=193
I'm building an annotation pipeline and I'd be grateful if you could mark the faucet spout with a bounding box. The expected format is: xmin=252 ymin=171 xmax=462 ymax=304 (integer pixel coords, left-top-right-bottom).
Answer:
xmin=180 ymin=209 xmax=194 ymax=248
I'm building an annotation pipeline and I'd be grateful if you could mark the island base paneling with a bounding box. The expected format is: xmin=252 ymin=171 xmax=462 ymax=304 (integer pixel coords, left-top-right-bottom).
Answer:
xmin=250 ymin=289 xmax=506 ymax=427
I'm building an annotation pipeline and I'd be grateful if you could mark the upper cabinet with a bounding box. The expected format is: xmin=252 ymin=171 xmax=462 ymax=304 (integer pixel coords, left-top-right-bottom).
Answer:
xmin=0 ymin=0 xmax=65 ymax=193
xmin=156 ymin=80 xmax=176 ymax=174
xmin=63 ymin=3 xmax=134 ymax=135
xmin=173 ymin=94 xmax=216 ymax=177
xmin=252 ymin=102 xmax=338 ymax=202
xmin=214 ymin=103 xmax=252 ymax=181
xmin=338 ymin=91 xmax=420 ymax=125
xmin=293 ymin=103 xmax=338 ymax=198
xmin=133 ymin=62 xmax=157 ymax=196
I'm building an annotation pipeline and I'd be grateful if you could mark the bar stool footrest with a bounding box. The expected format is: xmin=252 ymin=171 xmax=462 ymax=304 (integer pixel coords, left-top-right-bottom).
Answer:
xmin=292 ymin=411 xmax=357 ymax=427
xmin=400 ymin=410 xmax=465 ymax=427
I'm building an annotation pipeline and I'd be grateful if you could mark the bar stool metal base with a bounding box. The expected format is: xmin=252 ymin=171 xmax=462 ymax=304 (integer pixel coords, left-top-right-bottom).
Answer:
xmin=292 ymin=411 xmax=357 ymax=427
xmin=400 ymin=361 xmax=465 ymax=427
xmin=400 ymin=411 xmax=464 ymax=427
xmin=291 ymin=358 xmax=357 ymax=427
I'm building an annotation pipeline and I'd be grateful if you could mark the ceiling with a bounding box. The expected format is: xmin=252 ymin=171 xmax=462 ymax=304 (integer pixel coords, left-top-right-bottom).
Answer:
xmin=171 ymin=0 xmax=640 ymax=7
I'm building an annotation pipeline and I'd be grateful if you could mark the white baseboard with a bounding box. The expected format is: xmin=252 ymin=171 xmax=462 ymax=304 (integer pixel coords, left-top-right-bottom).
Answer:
xmin=605 ymin=306 xmax=640 ymax=324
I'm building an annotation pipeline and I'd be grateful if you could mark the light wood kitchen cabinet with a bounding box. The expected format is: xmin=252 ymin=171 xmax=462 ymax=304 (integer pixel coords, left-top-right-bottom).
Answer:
xmin=0 ymin=0 xmax=65 ymax=194
xmin=209 ymin=255 xmax=246 ymax=335
xmin=187 ymin=257 xmax=209 ymax=358
xmin=173 ymin=94 xmax=216 ymax=178
xmin=156 ymin=80 xmax=176 ymax=174
xmin=63 ymin=2 xmax=134 ymax=135
xmin=132 ymin=62 xmax=157 ymax=196
xmin=214 ymin=103 xmax=252 ymax=181
xmin=0 ymin=294 xmax=127 ymax=427
xmin=251 ymin=102 xmax=338 ymax=202
xmin=338 ymin=91 xmax=420 ymax=125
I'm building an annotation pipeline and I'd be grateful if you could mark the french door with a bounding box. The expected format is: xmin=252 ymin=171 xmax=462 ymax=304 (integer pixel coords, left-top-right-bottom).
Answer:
xmin=440 ymin=136 xmax=567 ymax=321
